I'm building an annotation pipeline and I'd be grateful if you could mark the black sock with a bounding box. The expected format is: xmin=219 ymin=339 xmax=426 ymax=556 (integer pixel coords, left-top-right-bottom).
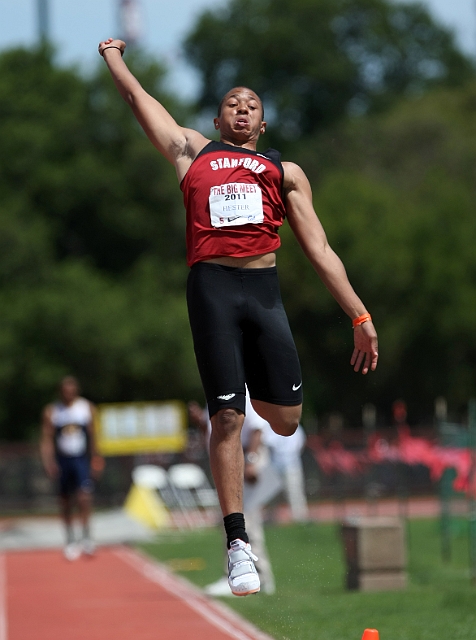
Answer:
xmin=224 ymin=512 xmax=249 ymax=549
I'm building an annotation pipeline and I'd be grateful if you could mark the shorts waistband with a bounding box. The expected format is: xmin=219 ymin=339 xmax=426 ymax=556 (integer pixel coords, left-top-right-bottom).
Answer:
xmin=190 ymin=262 xmax=278 ymax=276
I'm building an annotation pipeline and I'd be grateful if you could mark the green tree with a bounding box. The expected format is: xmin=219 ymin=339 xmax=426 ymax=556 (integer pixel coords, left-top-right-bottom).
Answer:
xmin=184 ymin=0 xmax=474 ymax=147
xmin=278 ymin=82 xmax=476 ymax=423
xmin=1 ymin=41 xmax=475 ymax=438
xmin=0 ymin=45 xmax=188 ymax=274
xmin=0 ymin=46 xmax=201 ymax=440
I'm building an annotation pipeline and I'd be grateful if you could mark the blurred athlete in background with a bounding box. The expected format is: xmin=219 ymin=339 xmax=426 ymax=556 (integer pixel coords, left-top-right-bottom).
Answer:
xmin=40 ymin=376 xmax=104 ymax=560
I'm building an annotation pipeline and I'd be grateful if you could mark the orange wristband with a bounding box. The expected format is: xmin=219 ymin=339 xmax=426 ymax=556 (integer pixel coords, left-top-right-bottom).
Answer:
xmin=352 ymin=312 xmax=372 ymax=328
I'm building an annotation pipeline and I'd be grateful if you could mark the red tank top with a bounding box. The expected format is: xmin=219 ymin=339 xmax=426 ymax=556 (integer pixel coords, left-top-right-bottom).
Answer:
xmin=181 ymin=141 xmax=286 ymax=267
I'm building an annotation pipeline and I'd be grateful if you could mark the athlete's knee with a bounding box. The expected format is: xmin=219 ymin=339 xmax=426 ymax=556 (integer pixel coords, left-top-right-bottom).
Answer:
xmin=270 ymin=404 xmax=302 ymax=436
xmin=211 ymin=408 xmax=244 ymax=438
xmin=251 ymin=400 xmax=301 ymax=437
xmin=270 ymin=415 xmax=299 ymax=437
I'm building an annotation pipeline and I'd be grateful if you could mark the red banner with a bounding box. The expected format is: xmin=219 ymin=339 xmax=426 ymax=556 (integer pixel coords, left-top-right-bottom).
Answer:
xmin=307 ymin=426 xmax=475 ymax=495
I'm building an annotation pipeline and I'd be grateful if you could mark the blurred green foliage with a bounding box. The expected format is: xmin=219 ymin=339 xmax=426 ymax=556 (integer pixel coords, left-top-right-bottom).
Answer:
xmin=0 ymin=45 xmax=201 ymax=439
xmin=281 ymin=82 xmax=476 ymax=423
xmin=0 ymin=0 xmax=475 ymax=440
xmin=184 ymin=0 xmax=474 ymax=148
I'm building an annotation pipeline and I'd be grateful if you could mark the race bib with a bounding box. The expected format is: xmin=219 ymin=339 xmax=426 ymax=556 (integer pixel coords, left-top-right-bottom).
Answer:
xmin=209 ymin=183 xmax=264 ymax=228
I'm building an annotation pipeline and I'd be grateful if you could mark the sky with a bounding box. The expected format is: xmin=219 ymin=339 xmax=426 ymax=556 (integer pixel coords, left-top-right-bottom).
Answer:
xmin=0 ymin=0 xmax=475 ymax=99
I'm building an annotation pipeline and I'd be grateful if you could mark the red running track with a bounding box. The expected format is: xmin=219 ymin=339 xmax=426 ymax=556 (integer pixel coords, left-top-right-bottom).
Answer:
xmin=0 ymin=547 xmax=274 ymax=640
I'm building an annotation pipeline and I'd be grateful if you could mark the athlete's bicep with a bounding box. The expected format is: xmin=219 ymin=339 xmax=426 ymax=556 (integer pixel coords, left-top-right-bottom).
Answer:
xmin=129 ymin=90 xmax=208 ymax=167
xmin=283 ymin=162 xmax=329 ymax=257
xmin=130 ymin=92 xmax=188 ymax=160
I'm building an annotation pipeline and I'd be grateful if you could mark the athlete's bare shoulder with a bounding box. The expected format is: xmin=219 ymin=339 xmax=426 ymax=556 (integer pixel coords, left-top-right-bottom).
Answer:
xmin=282 ymin=161 xmax=309 ymax=192
xmin=173 ymin=128 xmax=211 ymax=182
xmin=41 ymin=403 xmax=54 ymax=424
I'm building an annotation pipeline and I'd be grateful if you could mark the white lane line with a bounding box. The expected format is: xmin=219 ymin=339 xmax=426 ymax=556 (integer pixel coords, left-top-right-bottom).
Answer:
xmin=0 ymin=554 xmax=7 ymax=640
xmin=114 ymin=547 xmax=275 ymax=640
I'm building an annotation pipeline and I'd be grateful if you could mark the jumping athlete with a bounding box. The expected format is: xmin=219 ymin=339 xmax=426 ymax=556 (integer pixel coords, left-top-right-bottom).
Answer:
xmin=40 ymin=376 xmax=103 ymax=560
xmin=98 ymin=37 xmax=378 ymax=595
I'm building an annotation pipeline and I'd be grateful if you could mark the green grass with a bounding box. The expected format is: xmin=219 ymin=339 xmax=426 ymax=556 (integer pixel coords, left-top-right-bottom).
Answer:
xmin=138 ymin=518 xmax=476 ymax=640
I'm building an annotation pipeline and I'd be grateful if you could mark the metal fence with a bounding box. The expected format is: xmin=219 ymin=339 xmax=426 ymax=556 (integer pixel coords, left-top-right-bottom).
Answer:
xmin=0 ymin=443 xmax=134 ymax=513
xmin=0 ymin=426 xmax=440 ymax=515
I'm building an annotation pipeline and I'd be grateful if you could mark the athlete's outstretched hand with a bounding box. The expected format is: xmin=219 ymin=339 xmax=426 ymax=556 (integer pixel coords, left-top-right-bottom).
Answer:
xmin=98 ymin=37 xmax=126 ymax=57
xmin=350 ymin=320 xmax=378 ymax=375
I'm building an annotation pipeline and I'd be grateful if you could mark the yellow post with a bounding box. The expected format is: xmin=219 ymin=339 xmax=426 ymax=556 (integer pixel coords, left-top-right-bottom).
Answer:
xmin=124 ymin=483 xmax=170 ymax=530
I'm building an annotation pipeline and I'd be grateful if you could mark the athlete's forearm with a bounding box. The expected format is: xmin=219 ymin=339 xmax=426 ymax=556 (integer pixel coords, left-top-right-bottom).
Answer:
xmin=100 ymin=42 xmax=193 ymax=168
xmin=307 ymin=244 xmax=368 ymax=320
xmin=102 ymin=48 xmax=145 ymax=106
xmin=286 ymin=206 xmax=368 ymax=318
xmin=284 ymin=162 xmax=369 ymax=320
xmin=87 ymin=404 xmax=99 ymax=456
xmin=101 ymin=44 xmax=176 ymax=128
xmin=39 ymin=439 xmax=51 ymax=465
xmin=39 ymin=434 xmax=56 ymax=474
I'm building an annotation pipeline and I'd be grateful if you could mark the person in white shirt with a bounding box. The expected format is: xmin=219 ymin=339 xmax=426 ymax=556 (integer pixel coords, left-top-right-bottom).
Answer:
xmin=40 ymin=376 xmax=104 ymax=560
xmin=263 ymin=424 xmax=309 ymax=522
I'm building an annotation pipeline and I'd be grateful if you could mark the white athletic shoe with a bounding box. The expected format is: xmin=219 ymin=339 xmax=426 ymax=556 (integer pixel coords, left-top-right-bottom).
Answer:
xmin=204 ymin=577 xmax=233 ymax=597
xmin=63 ymin=543 xmax=81 ymax=561
xmin=227 ymin=539 xmax=260 ymax=596
xmin=81 ymin=538 xmax=96 ymax=556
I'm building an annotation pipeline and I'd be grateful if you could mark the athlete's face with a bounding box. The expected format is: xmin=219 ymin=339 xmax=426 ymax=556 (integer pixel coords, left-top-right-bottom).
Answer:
xmin=214 ymin=88 xmax=266 ymax=145
xmin=59 ymin=378 xmax=79 ymax=405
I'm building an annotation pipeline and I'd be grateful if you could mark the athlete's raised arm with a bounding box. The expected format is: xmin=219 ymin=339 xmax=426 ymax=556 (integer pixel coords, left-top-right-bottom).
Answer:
xmin=283 ymin=161 xmax=378 ymax=375
xmin=98 ymin=38 xmax=209 ymax=181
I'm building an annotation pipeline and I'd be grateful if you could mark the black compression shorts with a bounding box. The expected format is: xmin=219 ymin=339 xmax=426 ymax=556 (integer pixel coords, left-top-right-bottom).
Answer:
xmin=186 ymin=262 xmax=303 ymax=417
